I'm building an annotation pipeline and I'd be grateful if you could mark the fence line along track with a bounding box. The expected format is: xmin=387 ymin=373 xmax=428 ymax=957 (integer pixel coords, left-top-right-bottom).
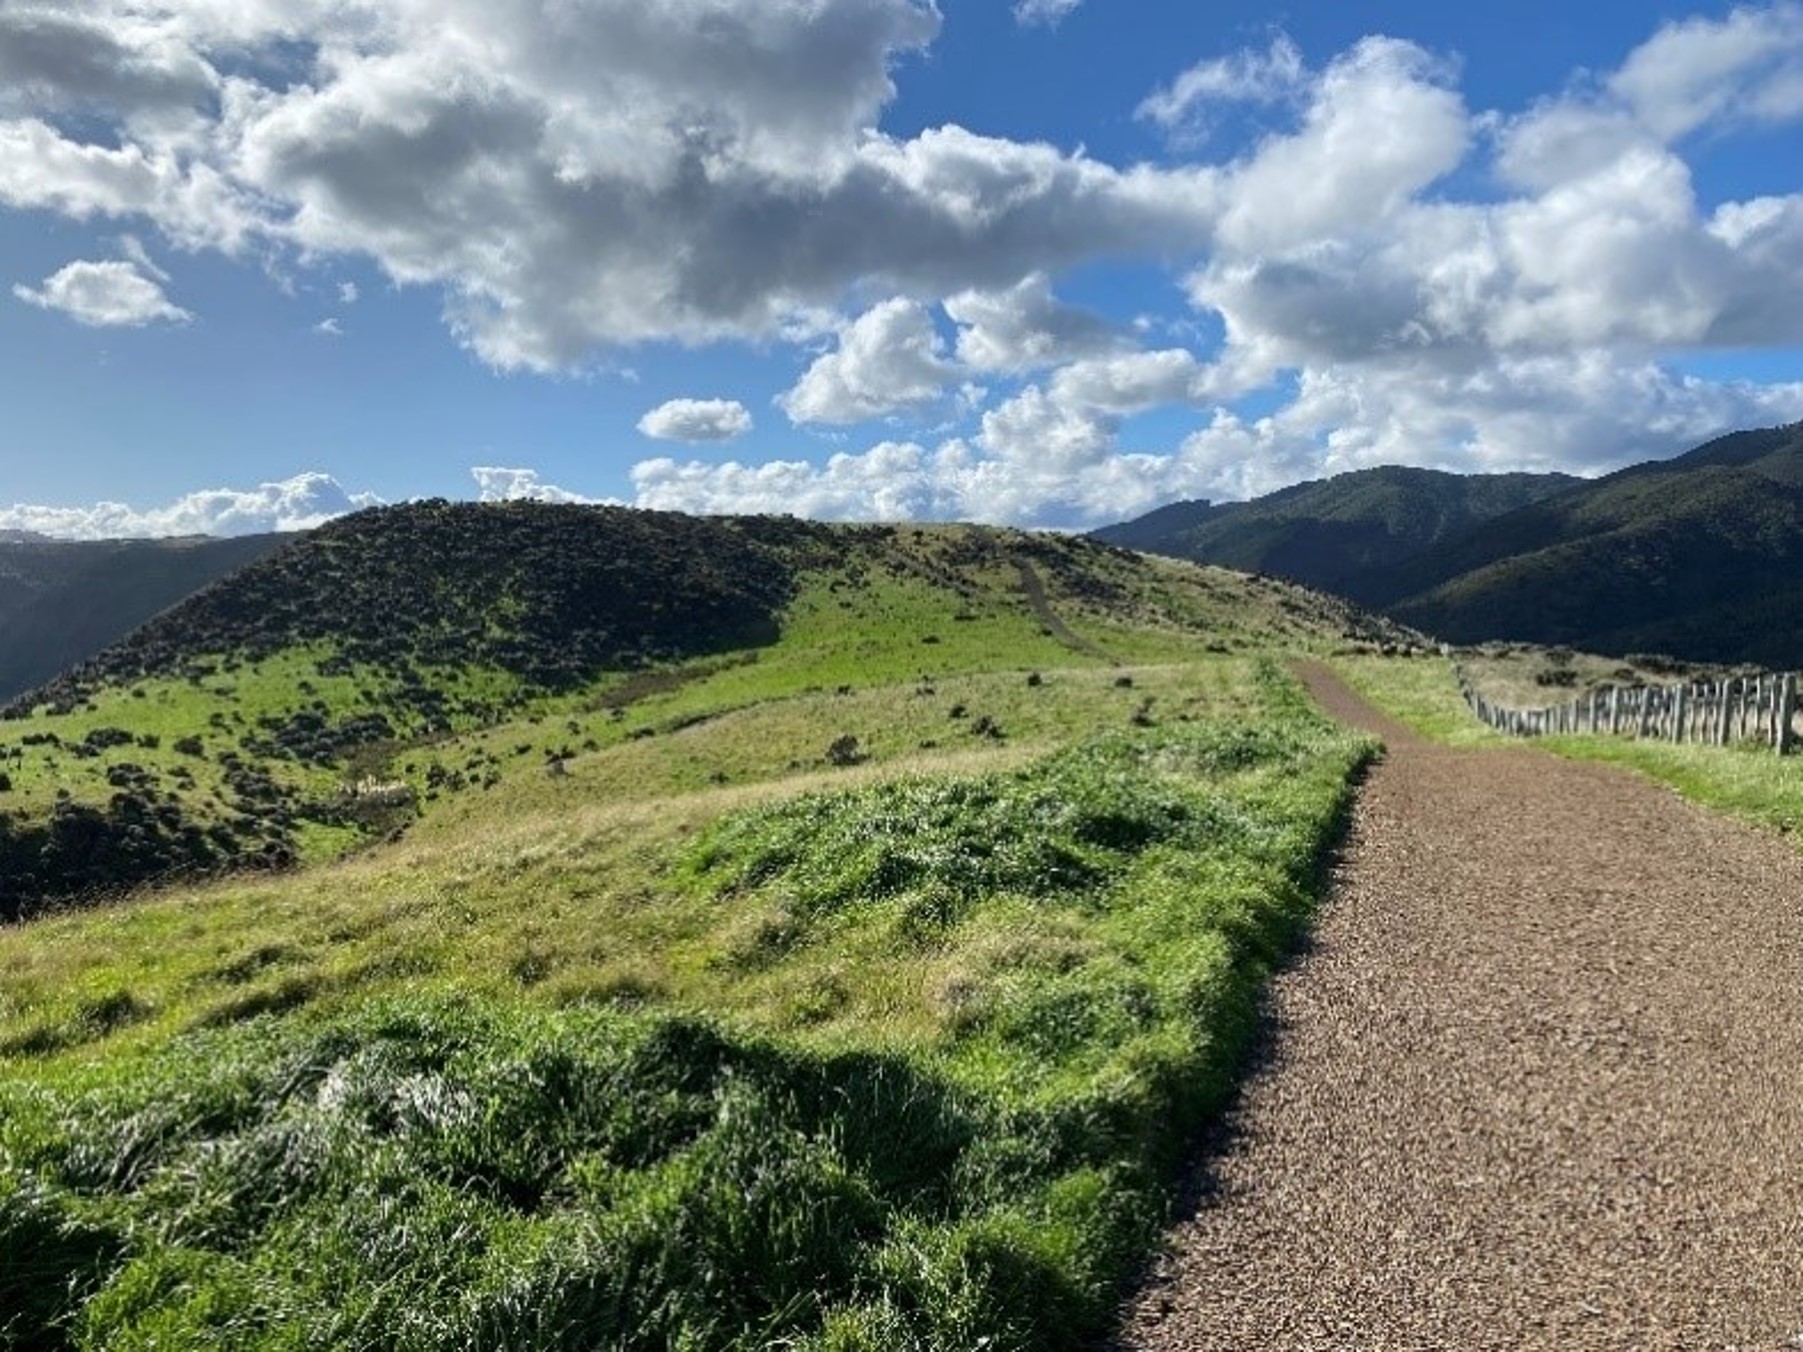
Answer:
xmin=1457 ymin=663 xmax=1800 ymax=755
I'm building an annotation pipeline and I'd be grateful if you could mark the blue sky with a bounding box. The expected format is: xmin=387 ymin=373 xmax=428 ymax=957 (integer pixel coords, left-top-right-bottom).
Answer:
xmin=2 ymin=0 xmax=1801 ymax=537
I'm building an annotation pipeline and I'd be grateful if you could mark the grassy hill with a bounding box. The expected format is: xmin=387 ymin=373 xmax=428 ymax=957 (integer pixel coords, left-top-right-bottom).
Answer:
xmin=1092 ymin=466 xmax=1575 ymax=604
xmin=1384 ymin=464 xmax=1803 ymax=661
xmin=0 ymin=502 xmax=1418 ymax=1349
xmin=0 ymin=501 xmax=1406 ymax=921
xmin=1379 ymin=427 xmax=1803 ymax=663
xmin=1098 ymin=422 xmax=1803 ymax=666
xmin=0 ymin=533 xmax=291 ymax=704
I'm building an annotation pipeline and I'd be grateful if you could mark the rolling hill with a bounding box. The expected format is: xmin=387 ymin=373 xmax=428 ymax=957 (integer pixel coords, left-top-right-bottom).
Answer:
xmin=0 ymin=500 xmax=1418 ymax=1350
xmin=0 ymin=532 xmax=291 ymax=704
xmin=0 ymin=499 xmax=1409 ymax=919
xmin=1092 ymin=466 xmax=1576 ymax=604
xmin=1097 ymin=422 xmax=1803 ymax=665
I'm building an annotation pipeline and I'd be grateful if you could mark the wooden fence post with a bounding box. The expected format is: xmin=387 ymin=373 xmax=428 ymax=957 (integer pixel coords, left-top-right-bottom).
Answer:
xmin=1464 ymin=671 xmax=1798 ymax=755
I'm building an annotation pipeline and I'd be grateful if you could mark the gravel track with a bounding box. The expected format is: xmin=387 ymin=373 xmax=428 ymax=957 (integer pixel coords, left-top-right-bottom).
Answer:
xmin=1116 ymin=661 xmax=1803 ymax=1351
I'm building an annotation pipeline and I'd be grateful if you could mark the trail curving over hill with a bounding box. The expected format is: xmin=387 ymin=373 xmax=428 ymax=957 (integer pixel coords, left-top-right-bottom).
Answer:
xmin=1014 ymin=558 xmax=1116 ymax=664
xmin=1119 ymin=662 xmax=1803 ymax=1350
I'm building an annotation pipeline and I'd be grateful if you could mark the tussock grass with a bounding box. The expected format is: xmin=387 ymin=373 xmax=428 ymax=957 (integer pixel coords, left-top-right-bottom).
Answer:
xmin=1 ymin=663 xmax=1371 ymax=1349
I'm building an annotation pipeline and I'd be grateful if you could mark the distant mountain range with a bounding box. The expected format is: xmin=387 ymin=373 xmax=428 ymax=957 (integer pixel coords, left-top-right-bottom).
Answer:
xmin=9 ymin=419 xmax=1802 ymax=714
xmin=1095 ymin=422 xmax=1803 ymax=667
xmin=0 ymin=533 xmax=292 ymax=703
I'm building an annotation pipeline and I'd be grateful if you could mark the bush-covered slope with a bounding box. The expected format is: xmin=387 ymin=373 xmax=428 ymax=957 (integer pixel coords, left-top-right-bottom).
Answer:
xmin=0 ymin=503 xmax=823 ymax=918
xmin=15 ymin=502 xmax=820 ymax=711
xmin=1099 ymin=422 xmax=1803 ymax=664
xmin=1383 ymin=456 xmax=1803 ymax=664
xmin=0 ymin=505 xmax=1408 ymax=919
xmin=1093 ymin=466 xmax=1575 ymax=603
xmin=0 ymin=534 xmax=290 ymax=703
xmin=1610 ymin=421 xmax=1803 ymax=482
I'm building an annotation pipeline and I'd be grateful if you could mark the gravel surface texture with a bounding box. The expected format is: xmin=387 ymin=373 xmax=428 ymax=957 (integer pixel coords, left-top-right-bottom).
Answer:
xmin=1115 ymin=661 xmax=1803 ymax=1351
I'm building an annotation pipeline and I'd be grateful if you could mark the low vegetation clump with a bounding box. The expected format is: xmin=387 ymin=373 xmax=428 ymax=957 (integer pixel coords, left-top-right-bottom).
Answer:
xmin=0 ymin=670 xmax=1370 ymax=1349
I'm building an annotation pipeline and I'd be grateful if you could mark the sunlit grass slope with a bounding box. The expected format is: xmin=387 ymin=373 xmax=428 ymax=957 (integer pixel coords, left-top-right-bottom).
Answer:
xmin=0 ymin=506 xmax=1398 ymax=1350
xmin=0 ymin=508 xmax=1395 ymax=918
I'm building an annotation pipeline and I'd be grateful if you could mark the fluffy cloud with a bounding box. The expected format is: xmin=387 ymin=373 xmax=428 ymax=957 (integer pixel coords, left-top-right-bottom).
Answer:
xmin=633 ymin=11 xmax=1803 ymax=527
xmin=6 ymin=4 xmax=1803 ymax=526
xmin=0 ymin=473 xmax=382 ymax=540
xmin=0 ymin=0 xmax=1226 ymax=369
xmin=0 ymin=7 xmax=216 ymax=127
xmin=943 ymin=272 xmax=1117 ymax=373
xmin=1183 ymin=25 xmax=1803 ymax=406
xmin=630 ymin=351 xmax=1803 ymax=527
xmin=635 ymin=440 xmax=963 ymax=519
xmin=636 ymin=398 xmax=754 ymax=442
xmin=470 ymin=467 xmax=609 ymax=504
xmin=1609 ymin=2 xmax=1803 ymax=140
xmin=1137 ymin=35 xmax=1306 ymax=142
xmin=1175 ymin=355 xmax=1803 ymax=500
xmin=779 ymin=298 xmax=957 ymax=423
xmin=14 ymin=258 xmax=189 ymax=326
xmin=1209 ymin=37 xmax=1470 ymax=255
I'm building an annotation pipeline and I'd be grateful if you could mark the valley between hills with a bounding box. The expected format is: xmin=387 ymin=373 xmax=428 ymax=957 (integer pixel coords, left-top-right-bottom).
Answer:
xmin=2 ymin=487 xmax=1801 ymax=1349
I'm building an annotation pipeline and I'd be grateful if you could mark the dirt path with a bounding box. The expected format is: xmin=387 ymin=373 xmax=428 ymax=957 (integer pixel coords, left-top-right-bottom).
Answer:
xmin=1014 ymin=558 xmax=1116 ymax=664
xmin=1117 ymin=661 xmax=1803 ymax=1351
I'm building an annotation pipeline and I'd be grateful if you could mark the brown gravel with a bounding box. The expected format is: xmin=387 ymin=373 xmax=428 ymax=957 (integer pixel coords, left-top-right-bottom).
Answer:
xmin=1116 ymin=661 xmax=1803 ymax=1351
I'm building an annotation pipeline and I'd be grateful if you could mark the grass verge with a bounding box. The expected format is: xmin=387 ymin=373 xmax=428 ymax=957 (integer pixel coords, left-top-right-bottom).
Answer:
xmin=1333 ymin=653 xmax=1803 ymax=836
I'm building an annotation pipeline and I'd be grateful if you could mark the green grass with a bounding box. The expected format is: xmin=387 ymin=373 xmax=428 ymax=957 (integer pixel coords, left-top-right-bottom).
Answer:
xmin=1333 ymin=652 xmax=1803 ymax=836
xmin=0 ymin=524 xmax=1374 ymax=904
xmin=0 ymin=524 xmax=1395 ymax=1349
xmin=0 ymin=657 xmax=1371 ymax=1350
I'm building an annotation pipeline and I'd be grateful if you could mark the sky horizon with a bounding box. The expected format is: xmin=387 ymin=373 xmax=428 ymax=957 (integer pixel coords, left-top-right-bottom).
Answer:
xmin=3 ymin=0 xmax=1802 ymax=539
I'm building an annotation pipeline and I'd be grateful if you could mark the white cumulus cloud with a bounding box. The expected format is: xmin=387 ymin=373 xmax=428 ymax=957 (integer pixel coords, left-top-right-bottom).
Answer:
xmin=1138 ymin=35 xmax=1307 ymax=143
xmin=1609 ymin=2 xmax=1803 ymax=140
xmin=1211 ymin=37 xmax=1470 ymax=255
xmin=779 ymin=298 xmax=957 ymax=423
xmin=14 ymin=257 xmax=189 ymax=326
xmin=636 ymin=398 xmax=754 ymax=443
xmin=0 ymin=0 xmax=1229 ymax=370
xmin=470 ymin=467 xmax=610 ymax=504
xmin=944 ymin=272 xmax=1118 ymax=373
xmin=0 ymin=473 xmax=382 ymax=540
xmin=635 ymin=440 xmax=962 ymax=519
xmin=4 ymin=4 xmax=1803 ymax=527
xmin=631 ymin=351 xmax=1803 ymax=528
